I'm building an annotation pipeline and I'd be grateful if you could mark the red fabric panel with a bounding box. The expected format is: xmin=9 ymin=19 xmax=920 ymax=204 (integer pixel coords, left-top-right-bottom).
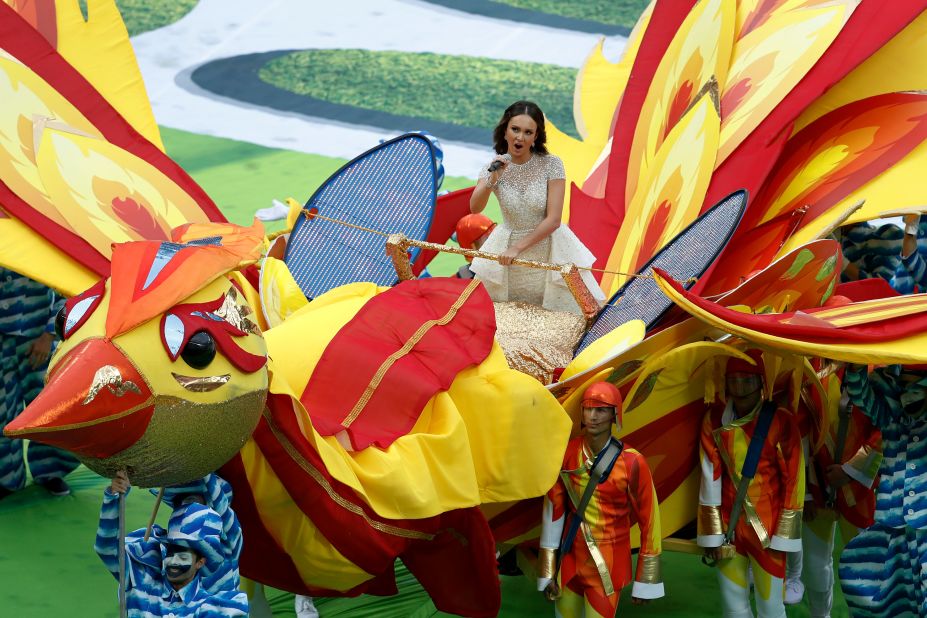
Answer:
xmin=220 ymin=453 xmax=400 ymax=597
xmin=744 ymin=93 xmax=927 ymax=232
xmin=659 ymin=268 xmax=927 ymax=343
xmin=218 ymin=455 xmax=315 ymax=595
xmin=567 ymin=183 xmax=625 ymax=282
xmin=603 ymin=0 xmax=699 ymax=217
xmin=835 ymin=278 xmax=902 ymax=302
xmin=487 ymin=497 xmax=543 ymax=545
xmin=252 ymin=391 xmax=500 ymax=614
xmin=400 ymin=507 xmax=501 ymax=618
xmin=623 ymin=401 xmax=705 ymax=501
xmin=302 ymin=278 xmax=495 ymax=450
xmin=255 ymin=393 xmax=418 ymax=574
xmin=411 ymin=187 xmax=475 ymax=276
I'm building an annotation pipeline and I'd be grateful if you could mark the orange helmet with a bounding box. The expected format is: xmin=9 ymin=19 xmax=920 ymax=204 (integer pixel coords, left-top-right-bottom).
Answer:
xmin=455 ymin=214 xmax=496 ymax=250
xmin=726 ymin=349 xmax=765 ymax=377
xmin=581 ymin=381 xmax=623 ymax=424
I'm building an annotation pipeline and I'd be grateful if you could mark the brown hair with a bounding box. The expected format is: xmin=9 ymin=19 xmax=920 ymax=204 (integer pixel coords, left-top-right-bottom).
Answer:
xmin=492 ymin=100 xmax=548 ymax=155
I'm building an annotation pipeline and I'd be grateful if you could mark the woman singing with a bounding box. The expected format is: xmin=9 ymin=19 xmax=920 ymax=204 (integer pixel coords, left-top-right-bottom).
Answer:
xmin=470 ymin=101 xmax=605 ymax=314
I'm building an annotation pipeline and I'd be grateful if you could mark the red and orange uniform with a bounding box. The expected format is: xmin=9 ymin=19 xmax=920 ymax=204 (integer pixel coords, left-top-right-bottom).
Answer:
xmin=698 ymin=401 xmax=806 ymax=574
xmin=792 ymin=392 xmax=880 ymax=618
xmin=542 ymin=436 xmax=663 ymax=618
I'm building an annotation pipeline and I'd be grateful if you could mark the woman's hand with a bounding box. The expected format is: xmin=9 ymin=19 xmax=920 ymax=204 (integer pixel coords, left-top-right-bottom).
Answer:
xmin=499 ymin=246 xmax=520 ymax=266
xmin=487 ymin=156 xmax=508 ymax=187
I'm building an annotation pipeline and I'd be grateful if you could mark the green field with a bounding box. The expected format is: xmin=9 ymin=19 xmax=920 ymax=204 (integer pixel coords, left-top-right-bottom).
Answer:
xmin=258 ymin=49 xmax=579 ymax=138
xmin=0 ymin=465 xmax=849 ymax=616
xmin=489 ymin=0 xmax=650 ymax=28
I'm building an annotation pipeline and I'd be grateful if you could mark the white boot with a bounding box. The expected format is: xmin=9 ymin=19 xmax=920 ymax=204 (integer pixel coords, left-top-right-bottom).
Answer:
xmin=784 ymin=578 xmax=804 ymax=605
xmin=806 ymin=585 xmax=833 ymax=618
xmin=296 ymin=594 xmax=320 ymax=618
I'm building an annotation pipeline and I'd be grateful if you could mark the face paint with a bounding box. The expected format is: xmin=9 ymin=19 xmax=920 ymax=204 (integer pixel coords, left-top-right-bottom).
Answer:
xmin=164 ymin=548 xmax=198 ymax=583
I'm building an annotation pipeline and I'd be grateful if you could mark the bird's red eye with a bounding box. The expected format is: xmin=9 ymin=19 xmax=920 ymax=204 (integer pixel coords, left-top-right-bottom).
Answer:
xmin=58 ymin=279 xmax=106 ymax=340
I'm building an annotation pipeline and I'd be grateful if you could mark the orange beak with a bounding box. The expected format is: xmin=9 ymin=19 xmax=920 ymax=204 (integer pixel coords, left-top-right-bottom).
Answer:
xmin=3 ymin=338 xmax=154 ymax=458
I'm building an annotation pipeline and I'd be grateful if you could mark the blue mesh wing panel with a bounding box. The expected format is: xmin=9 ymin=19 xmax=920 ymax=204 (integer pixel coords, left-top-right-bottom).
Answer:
xmin=574 ymin=190 xmax=747 ymax=356
xmin=284 ymin=134 xmax=438 ymax=299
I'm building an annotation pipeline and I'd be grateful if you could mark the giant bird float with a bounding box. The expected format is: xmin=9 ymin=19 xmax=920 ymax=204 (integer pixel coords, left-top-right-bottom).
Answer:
xmin=5 ymin=1 xmax=927 ymax=616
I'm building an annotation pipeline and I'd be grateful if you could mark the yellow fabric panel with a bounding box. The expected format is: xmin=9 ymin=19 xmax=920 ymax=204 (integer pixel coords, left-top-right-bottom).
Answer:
xmin=238 ymin=438 xmax=374 ymax=591
xmin=777 ymin=139 xmax=927 ymax=256
xmin=266 ymin=342 xmax=571 ymax=520
xmin=259 ymin=257 xmax=309 ymax=330
xmin=654 ymin=271 xmax=927 ymax=365
xmin=560 ymin=319 xmax=646 ymax=381
xmin=53 ymin=0 xmax=163 ymax=149
xmin=0 ymin=215 xmax=97 ymax=295
xmin=262 ymin=282 xmax=381 ymax=396
xmin=0 ymin=51 xmax=101 ymax=231
xmin=35 ymin=128 xmax=211 ymax=259
xmin=623 ymin=342 xmax=750 ymax=433
xmin=793 ymin=11 xmax=927 ymax=133
xmin=718 ymin=1 xmax=856 ymax=163
xmin=445 ymin=353 xmax=572 ymax=504
xmin=551 ymin=317 xmax=709 ymax=414
xmin=602 ymin=96 xmax=721 ymax=295
xmin=625 ymin=0 xmax=735 ymax=206
xmin=549 ymin=42 xmax=630 ymax=221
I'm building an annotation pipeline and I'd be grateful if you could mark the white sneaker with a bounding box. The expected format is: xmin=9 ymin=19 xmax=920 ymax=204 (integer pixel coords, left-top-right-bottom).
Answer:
xmin=295 ymin=594 xmax=320 ymax=618
xmin=784 ymin=578 xmax=805 ymax=605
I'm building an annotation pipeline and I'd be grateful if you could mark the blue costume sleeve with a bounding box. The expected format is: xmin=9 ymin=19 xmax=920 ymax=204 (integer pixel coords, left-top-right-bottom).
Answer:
xmin=46 ymin=291 xmax=64 ymax=334
xmin=844 ymin=365 xmax=900 ymax=429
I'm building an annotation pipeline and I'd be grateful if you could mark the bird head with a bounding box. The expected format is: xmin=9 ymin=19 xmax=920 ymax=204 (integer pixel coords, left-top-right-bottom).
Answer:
xmin=4 ymin=222 xmax=269 ymax=486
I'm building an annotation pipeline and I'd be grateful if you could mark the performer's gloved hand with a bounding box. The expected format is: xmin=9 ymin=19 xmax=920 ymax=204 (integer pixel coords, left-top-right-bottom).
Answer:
xmin=543 ymin=581 xmax=560 ymax=602
xmin=826 ymin=464 xmax=851 ymax=488
xmin=803 ymin=499 xmax=817 ymax=522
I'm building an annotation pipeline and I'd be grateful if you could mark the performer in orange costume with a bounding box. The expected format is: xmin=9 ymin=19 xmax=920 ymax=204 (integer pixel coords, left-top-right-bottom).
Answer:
xmin=784 ymin=358 xmax=881 ymax=617
xmin=798 ymin=392 xmax=880 ymax=617
xmin=698 ymin=351 xmax=805 ymax=618
xmin=538 ymin=382 xmax=663 ymax=617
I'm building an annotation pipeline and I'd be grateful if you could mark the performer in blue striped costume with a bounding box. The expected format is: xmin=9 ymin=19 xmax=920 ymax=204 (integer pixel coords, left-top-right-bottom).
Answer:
xmin=838 ymin=364 xmax=927 ymax=616
xmin=0 ymin=267 xmax=78 ymax=497
xmin=95 ymin=471 xmax=248 ymax=617
xmin=839 ymin=221 xmax=927 ymax=294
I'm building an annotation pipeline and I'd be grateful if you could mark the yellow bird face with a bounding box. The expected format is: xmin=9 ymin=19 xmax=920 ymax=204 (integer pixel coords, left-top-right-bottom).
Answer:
xmin=5 ymin=276 xmax=269 ymax=486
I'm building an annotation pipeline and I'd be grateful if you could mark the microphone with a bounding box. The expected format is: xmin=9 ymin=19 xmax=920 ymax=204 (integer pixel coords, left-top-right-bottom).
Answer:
xmin=487 ymin=160 xmax=504 ymax=173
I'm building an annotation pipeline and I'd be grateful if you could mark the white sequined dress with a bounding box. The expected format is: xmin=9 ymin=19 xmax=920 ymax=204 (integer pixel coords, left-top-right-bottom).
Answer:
xmin=470 ymin=153 xmax=606 ymax=314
